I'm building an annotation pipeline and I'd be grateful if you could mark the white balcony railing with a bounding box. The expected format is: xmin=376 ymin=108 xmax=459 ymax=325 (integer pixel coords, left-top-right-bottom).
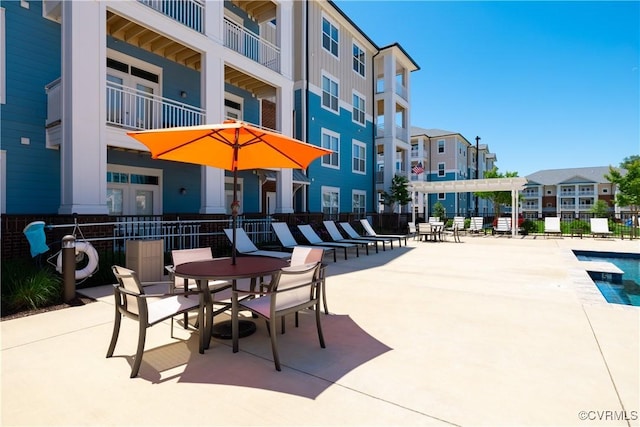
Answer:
xmin=106 ymin=82 xmax=205 ymax=130
xmin=224 ymin=19 xmax=280 ymax=73
xmin=45 ymin=78 xmax=62 ymax=127
xmin=395 ymin=84 xmax=408 ymax=100
xmin=138 ymin=0 xmax=204 ymax=33
xmin=395 ymin=126 xmax=408 ymax=142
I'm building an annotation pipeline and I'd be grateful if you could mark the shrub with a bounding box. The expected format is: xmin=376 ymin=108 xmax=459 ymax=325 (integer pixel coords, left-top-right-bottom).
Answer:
xmin=1 ymin=260 xmax=62 ymax=312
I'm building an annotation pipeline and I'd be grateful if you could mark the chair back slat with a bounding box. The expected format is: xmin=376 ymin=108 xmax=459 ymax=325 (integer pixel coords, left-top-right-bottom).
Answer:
xmin=271 ymin=263 xmax=320 ymax=311
xmin=112 ymin=265 xmax=144 ymax=316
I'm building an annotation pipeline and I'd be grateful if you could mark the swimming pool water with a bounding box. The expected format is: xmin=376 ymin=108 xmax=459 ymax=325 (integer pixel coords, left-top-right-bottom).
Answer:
xmin=573 ymin=251 xmax=640 ymax=307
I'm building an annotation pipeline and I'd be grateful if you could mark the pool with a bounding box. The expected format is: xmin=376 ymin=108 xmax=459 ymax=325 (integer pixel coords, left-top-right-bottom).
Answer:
xmin=573 ymin=251 xmax=640 ymax=307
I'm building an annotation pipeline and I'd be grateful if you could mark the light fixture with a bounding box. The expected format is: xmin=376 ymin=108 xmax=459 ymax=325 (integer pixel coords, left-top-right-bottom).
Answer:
xmin=179 ymin=187 xmax=187 ymax=195
xmin=180 ymin=91 xmax=187 ymax=99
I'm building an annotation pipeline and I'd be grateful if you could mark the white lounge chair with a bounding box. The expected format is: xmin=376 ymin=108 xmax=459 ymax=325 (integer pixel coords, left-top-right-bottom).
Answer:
xmin=271 ymin=222 xmax=337 ymax=262
xmin=468 ymin=217 xmax=484 ymax=235
xmin=298 ymin=224 xmax=360 ymax=259
xmin=340 ymin=221 xmax=395 ymax=249
xmin=359 ymin=219 xmax=407 ymax=246
xmin=494 ymin=217 xmax=512 ymax=236
xmin=590 ymin=218 xmax=613 ymax=238
xmin=544 ymin=217 xmax=562 ymax=238
xmin=223 ymin=228 xmax=292 ymax=259
xmin=322 ymin=220 xmax=375 ymax=254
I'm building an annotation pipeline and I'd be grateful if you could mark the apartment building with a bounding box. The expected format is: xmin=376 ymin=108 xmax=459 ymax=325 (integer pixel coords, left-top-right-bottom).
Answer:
xmin=1 ymin=0 xmax=417 ymax=218
xmin=522 ymin=167 xmax=619 ymax=220
xmin=409 ymin=127 xmax=497 ymax=217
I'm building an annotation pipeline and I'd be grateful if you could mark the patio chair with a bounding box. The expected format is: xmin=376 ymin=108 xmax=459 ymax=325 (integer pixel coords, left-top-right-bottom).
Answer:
xmin=289 ymin=246 xmax=329 ymax=316
xmin=235 ymin=262 xmax=325 ymax=371
xmin=297 ymin=224 xmax=360 ymax=260
xmin=322 ymin=220 xmax=375 ymax=254
xmin=590 ymin=218 xmax=613 ymax=238
xmin=359 ymin=218 xmax=408 ymax=246
xmin=468 ymin=217 xmax=484 ymax=234
xmin=443 ymin=222 xmax=462 ymax=243
xmin=339 ymin=221 xmax=395 ymax=248
xmin=407 ymin=222 xmax=418 ymax=240
xmin=417 ymin=222 xmax=435 ymax=242
xmin=494 ymin=217 xmax=512 ymax=236
xmin=544 ymin=217 xmax=562 ymax=238
xmin=223 ymin=228 xmax=292 ymax=260
xmin=271 ymin=222 xmax=337 ymax=262
xmin=107 ymin=265 xmax=201 ymax=378
xmin=449 ymin=216 xmax=466 ymax=236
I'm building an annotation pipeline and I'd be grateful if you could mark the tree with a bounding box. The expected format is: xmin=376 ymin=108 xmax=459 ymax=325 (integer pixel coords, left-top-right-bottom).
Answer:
xmin=432 ymin=201 xmax=446 ymax=221
xmin=589 ymin=200 xmax=610 ymax=218
xmin=474 ymin=167 xmax=519 ymax=217
xmin=381 ymin=174 xmax=412 ymax=228
xmin=606 ymin=157 xmax=640 ymax=228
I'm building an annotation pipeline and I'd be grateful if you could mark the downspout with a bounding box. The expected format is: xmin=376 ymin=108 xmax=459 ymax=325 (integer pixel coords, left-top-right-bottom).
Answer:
xmin=372 ymin=49 xmax=380 ymax=214
xmin=304 ymin=0 xmax=310 ymax=213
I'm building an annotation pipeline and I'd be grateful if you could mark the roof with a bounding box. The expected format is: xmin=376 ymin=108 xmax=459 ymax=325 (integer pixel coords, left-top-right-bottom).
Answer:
xmin=525 ymin=166 xmax=623 ymax=186
xmin=411 ymin=126 xmax=458 ymax=138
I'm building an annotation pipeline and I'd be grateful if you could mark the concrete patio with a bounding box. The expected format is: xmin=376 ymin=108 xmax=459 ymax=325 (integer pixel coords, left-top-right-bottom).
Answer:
xmin=2 ymin=235 xmax=639 ymax=426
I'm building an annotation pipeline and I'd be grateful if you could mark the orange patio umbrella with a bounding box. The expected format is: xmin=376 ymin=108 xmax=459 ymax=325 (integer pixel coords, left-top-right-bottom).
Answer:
xmin=127 ymin=120 xmax=332 ymax=264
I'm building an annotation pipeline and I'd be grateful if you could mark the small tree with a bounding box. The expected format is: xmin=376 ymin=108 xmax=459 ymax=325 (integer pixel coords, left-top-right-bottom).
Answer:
xmin=474 ymin=167 xmax=520 ymax=217
xmin=432 ymin=201 xmax=446 ymax=221
xmin=381 ymin=174 xmax=412 ymax=229
xmin=606 ymin=156 xmax=640 ymax=228
xmin=589 ymin=199 xmax=610 ymax=218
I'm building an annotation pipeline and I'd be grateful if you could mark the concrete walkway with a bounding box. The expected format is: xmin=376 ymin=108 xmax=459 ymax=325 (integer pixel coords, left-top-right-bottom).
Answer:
xmin=2 ymin=235 xmax=639 ymax=426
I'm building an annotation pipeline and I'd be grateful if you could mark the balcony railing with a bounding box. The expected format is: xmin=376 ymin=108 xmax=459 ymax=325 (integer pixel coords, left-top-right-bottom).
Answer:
xmin=45 ymin=78 xmax=62 ymax=127
xmin=223 ymin=19 xmax=280 ymax=73
xmin=138 ymin=0 xmax=204 ymax=33
xmin=395 ymin=84 xmax=408 ymax=100
xmin=106 ymin=81 xmax=205 ymax=130
xmin=376 ymin=124 xmax=385 ymax=138
xmin=395 ymin=126 xmax=408 ymax=142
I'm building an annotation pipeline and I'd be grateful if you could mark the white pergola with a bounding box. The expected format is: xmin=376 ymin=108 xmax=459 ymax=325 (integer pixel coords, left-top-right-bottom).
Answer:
xmin=408 ymin=177 xmax=529 ymax=237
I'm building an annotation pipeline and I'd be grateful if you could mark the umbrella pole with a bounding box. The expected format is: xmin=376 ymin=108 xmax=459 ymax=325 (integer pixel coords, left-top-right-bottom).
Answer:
xmin=232 ymin=171 xmax=238 ymax=265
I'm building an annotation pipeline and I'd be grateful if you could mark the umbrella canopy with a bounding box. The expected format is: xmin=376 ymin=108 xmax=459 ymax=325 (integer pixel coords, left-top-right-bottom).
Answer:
xmin=127 ymin=120 xmax=332 ymax=264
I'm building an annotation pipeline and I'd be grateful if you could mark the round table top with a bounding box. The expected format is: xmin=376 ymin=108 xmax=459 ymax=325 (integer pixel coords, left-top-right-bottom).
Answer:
xmin=175 ymin=256 xmax=289 ymax=280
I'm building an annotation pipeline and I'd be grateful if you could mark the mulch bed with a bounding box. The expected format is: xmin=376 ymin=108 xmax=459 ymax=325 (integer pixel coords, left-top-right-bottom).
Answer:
xmin=0 ymin=296 xmax=96 ymax=321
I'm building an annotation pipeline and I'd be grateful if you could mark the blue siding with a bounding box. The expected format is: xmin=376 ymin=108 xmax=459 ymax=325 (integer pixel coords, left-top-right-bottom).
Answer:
xmin=305 ymin=92 xmax=374 ymax=213
xmin=1 ymin=1 xmax=61 ymax=213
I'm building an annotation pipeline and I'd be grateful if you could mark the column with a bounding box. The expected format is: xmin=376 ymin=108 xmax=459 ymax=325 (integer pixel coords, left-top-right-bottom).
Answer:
xmin=59 ymin=1 xmax=108 ymax=214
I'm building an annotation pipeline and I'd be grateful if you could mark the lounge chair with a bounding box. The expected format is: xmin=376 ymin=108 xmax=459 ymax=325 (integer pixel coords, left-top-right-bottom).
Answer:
xmin=494 ymin=217 xmax=512 ymax=236
xmin=544 ymin=217 xmax=562 ymax=238
xmin=340 ymin=221 xmax=395 ymax=249
xmin=468 ymin=217 xmax=484 ymax=235
xmin=590 ymin=218 xmax=613 ymax=238
xmin=443 ymin=222 xmax=462 ymax=243
xmin=407 ymin=222 xmax=418 ymax=240
xmin=297 ymin=224 xmax=360 ymax=259
xmin=223 ymin=228 xmax=292 ymax=259
xmin=322 ymin=220 xmax=376 ymax=254
xmin=359 ymin=218 xmax=407 ymax=246
xmin=271 ymin=222 xmax=337 ymax=262
xmin=450 ymin=216 xmax=466 ymax=236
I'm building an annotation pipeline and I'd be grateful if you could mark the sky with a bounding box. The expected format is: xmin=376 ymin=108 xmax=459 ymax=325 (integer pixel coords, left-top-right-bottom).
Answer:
xmin=333 ymin=0 xmax=640 ymax=177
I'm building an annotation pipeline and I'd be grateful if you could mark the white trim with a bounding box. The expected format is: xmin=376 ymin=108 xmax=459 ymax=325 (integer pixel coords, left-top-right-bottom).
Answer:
xmin=321 ymin=128 xmax=340 ymax=170
xmin=352 ymin=139 xmax=366 ymax=175
xmin=0 ymin=7 xmax=5 ymax=105
xmin=320 ymin=70 xmax=340 ymax=115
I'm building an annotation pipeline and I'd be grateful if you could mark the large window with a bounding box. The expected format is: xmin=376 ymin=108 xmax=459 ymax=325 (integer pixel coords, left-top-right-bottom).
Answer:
xmin=352 ymin=43 xmax=365 ymax=76
xmin=352 ymin=140 xmax=366 ymax=174
xmin=352 ymin=92 xmax=365 ymax=125
xmin=322 ymin=17 xmax=339 ymax=57
xmin=322 ymin=186 xmax=340 ymax=216
xmin=322 ymin=74 xmax=339 ymax=113
xmin=352 ymin=190 xmax=366 ymax=215
xmin=321 ymin=129 xmax=339 ymax=168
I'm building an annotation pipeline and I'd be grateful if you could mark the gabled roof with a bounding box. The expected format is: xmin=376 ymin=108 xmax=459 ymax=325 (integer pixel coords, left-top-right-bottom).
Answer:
xmin=411 ymin=126 xmax=457 ymax=138
xmin=525 ymin=166 xmax=622 ymax=185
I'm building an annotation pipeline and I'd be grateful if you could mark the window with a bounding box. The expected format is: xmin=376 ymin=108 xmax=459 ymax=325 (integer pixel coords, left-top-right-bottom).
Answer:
xmin=352 ymin=92 xmax=365 ymax=125
xmin=438 ymin=163 xmax=445 ymax=177
xmin=352 ymin=43 xmax=365 ymax=76
xmin=322 ymin=74 xmax=339 ymax=113
xmin=352 ymin=140 xmax=366 ymax=174
xmin=438 ymin=193 xmax=445 ymax=200
xmin=106 ymin=165 xmax=162 ymax=215
xmin=322 ymin=186 xmax=340 ymax=216
xmin=352 ymin=190 xmax=366 ymax=214
xmin=322 ymin=17 xmax=339 ymax=57
xmin=321 ymin=129 xmax=339 ymax=168
xmin=438 ymin=140 xmax=445 ymax=153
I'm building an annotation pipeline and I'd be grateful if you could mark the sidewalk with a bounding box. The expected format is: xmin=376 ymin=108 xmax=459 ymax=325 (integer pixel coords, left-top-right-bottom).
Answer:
xmin=2 ymin=236 xmax=639 ymax=426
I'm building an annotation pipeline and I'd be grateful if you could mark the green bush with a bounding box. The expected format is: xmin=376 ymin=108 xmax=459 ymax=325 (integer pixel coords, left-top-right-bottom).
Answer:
xmin=1 ymin=260 xmax=62 ymax=312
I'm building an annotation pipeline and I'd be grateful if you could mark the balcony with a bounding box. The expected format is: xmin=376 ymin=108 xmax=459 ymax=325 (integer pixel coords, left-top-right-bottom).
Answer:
xmin=138 ymin=0 xmax=205 ymax=33
xmin=106 ymin=82 xmax=205 ymax=130
xmin=395 ymin=84 xmax=408 ymax=100
xmin=224 ymin=19 xmax=280 ymax=73
xmin=395 ymin=126 xmax=408 ymax=142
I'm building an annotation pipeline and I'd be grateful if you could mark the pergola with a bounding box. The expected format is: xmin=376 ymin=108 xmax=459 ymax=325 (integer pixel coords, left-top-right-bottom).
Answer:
xmin=408 ymin=177 xmax=529 ymax=237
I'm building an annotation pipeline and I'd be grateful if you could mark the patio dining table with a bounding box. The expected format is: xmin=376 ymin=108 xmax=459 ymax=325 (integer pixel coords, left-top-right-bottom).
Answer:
xmin=175 ymin=256 xmax=289 ymax=353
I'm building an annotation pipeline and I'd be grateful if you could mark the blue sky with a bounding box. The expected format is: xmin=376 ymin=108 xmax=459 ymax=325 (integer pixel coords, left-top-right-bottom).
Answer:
xmin=333 ymin=1 xmax=639 ymax=176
